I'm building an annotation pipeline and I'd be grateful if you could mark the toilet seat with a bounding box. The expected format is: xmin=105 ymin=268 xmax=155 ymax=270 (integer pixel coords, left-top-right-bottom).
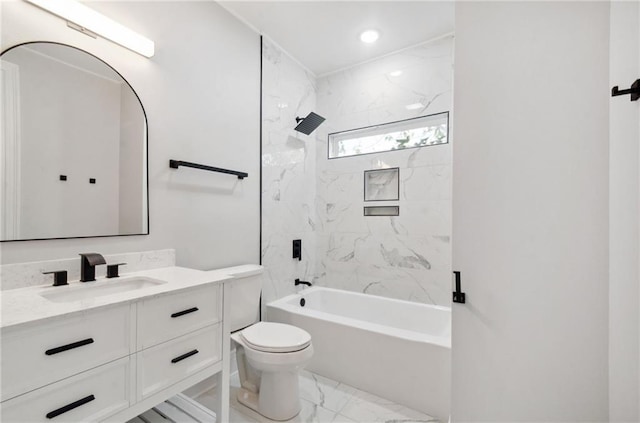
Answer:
xmin=239 ymin=322 xmax=311 ymax=353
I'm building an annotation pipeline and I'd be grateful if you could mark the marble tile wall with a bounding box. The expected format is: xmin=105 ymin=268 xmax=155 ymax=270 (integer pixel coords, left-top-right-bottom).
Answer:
xmin=260 ymin=38 xmax=318 ymax=315
xmin=314 ymin=36 xmax=454 ymax=306
xmin=0 ymin=249 xmax=175 ymax=290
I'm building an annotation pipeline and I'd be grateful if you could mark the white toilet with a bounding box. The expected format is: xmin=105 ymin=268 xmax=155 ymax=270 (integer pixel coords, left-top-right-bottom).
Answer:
xmin=224 ymin=265 xmax=314 ymax=421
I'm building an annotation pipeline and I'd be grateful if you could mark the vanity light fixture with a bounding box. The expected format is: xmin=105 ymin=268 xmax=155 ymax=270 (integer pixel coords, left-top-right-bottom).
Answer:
xmin=360 ymin=30 xmax=380 ymax=44
xmin=25 ymin=0 xmax=155 ymax=58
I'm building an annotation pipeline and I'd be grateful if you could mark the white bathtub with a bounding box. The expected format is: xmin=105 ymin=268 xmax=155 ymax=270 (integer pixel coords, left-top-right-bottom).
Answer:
xmin=266 ymin=287 xmax=450 ymax=420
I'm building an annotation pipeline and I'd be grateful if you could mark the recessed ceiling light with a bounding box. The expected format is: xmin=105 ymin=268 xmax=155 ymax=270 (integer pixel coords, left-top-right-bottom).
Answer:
xmin=389 ymin=70 xmax=403 ymax=77
xmin=360 ymin=30 xmax=379 ymax=44
xmin=405 ymin=102 xmax=425 ymax=110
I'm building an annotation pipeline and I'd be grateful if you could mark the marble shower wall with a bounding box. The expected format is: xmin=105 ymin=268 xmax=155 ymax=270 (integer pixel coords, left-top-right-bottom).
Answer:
xmin=261 ymin=38 xmax=318 ymax=315
xmin=314 ymin=36 xmax=454 ymax=306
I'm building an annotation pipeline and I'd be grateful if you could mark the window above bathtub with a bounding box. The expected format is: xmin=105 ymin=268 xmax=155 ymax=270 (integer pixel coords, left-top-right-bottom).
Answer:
xmin=327 ymin=112 xmax=449 ymax=159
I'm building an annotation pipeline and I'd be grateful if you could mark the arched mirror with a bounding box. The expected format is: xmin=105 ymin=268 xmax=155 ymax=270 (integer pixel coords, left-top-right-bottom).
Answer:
xmin=0 ymin=42 xmax=148 ymax=241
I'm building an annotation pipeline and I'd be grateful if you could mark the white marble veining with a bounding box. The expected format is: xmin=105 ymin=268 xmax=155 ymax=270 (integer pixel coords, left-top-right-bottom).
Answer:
xmin=261 ymin=36 xmax=453 ymax=307
xmin=0 ymin=265 xmax=248 ymax=329
xmin=261 ymin=38 xmax=318 ymax=315
xmin=314 ymin=37 xmax=453 ymax=306
xmin=191 ymin=369 xmax=437 ymax=423
xmin=0 ymin=249 xmax=175 ymax=291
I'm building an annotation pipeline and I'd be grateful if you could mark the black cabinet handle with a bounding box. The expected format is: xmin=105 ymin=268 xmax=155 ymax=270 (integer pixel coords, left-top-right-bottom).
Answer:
xmin=45 ymin=338 xmax=94 ymax=356
xmin=171 ymin=349 xmax=199 ymax=364
xmin=46 ymin=394 xmax=95 ymax=419
xmin=171 ymin=307 xmax=199 ymax=318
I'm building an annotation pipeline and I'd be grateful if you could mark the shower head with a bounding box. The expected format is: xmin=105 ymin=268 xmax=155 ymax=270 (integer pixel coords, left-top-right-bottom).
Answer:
xmin=294 ymin=112 xmax=326 ymax=135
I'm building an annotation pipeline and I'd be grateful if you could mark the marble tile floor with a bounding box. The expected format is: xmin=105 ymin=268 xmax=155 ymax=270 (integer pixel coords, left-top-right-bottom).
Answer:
xmin=193 ymin=370 xmax=439 ymax=423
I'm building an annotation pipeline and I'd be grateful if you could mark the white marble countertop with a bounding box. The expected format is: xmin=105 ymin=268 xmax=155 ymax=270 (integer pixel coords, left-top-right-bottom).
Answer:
xmin=0 ymin=265 xmax=261 ymax=330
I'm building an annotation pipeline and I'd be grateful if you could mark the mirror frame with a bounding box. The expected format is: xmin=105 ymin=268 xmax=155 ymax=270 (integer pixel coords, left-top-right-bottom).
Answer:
xmin=0 ymin=41 xmax=150 ymax=242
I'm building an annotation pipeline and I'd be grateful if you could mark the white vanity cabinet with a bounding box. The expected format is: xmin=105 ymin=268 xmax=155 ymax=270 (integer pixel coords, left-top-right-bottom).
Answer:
xmin=1 ymin=358 xmax=132 ymax=423
xmin=1 ymin=304 xmax=132 ymax=403
xmin=138 ymin=324 xmax=221 ymax=400
xmin=135 ymin=284 xmax=222 ymax=400
xmin=0 ymin=281 xmax=225 ymax=423
xmin=137 ymin=284 xmax=221 ymax=349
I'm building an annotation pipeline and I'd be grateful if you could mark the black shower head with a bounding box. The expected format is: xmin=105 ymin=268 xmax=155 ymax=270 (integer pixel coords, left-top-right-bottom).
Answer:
xmin=294 ymin=112 xmax=326 ymax=135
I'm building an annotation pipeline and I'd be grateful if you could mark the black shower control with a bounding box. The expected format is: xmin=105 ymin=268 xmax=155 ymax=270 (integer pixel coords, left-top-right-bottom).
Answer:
xmin=292 ymin=239 xmax=302 ymax=261
xmin=453 ymin=271 xmax=466 ymax=304
xmin=89 ymin=178 xmax=96 ymax=184
xmin=59 ymin=175 xmax=67 ymax=181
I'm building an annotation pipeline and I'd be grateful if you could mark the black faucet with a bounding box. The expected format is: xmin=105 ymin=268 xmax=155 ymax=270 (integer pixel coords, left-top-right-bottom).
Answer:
xmin=79 ymin=253 xmax=106 ymax=282
xmin=294 ymin=278 xmax=312 ymax=287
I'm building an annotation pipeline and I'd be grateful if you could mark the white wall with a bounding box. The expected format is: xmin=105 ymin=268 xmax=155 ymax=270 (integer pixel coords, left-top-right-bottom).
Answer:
xmin=0 ymin=1 xmax=260 ymax=274
xmin=8 ymin=47 xmax=121 ymax=239
xmin=609 ymin=1 xmax=640 ymax=421
xmin=452 ymin=2 xmax=610 ymax=421
xmin=315 ymin=38 xmax=453 ymax=305
xmin=261 ymin=38 xmax=317 ymax=315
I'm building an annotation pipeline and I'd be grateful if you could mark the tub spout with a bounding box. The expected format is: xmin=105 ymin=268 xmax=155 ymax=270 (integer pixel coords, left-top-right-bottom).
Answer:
xmin=294 ymin=279 xmax=312 ymax=287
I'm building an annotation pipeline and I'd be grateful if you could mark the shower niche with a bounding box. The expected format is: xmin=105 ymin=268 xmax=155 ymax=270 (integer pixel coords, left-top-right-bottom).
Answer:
xmin=364 ymin=168 xmax=399 ymax=202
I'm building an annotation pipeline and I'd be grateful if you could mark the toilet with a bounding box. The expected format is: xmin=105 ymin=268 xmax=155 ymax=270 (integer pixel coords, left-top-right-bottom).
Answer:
xmin=222 ymin=265 xmax=313 ymax=421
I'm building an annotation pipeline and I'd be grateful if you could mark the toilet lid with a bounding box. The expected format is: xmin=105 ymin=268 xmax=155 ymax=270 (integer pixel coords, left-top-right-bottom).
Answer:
xmin=240 ymin=322 xmax=311 ymax=353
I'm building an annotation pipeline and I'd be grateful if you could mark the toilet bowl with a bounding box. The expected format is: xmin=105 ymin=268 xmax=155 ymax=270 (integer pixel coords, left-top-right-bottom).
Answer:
xmin=231 ymin=322 xmax=313 ymax=421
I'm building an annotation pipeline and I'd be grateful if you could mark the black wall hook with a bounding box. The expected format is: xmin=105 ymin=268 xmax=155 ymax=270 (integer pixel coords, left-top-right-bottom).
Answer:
xmin=611 ymin=79 xmax=639 ymax=101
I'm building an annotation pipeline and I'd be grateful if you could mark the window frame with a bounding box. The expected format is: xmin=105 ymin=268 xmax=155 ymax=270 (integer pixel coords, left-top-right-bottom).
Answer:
xmin=327 ymin=111 xmax=449 ymax=160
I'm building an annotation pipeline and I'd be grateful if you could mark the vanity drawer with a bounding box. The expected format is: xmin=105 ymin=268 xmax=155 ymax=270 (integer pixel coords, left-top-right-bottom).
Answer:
xmin=0 ymin=304 xmax=131 ymax=402
xmin=0 ymin=356 xmax=130 ymax=423
xmin=137 ymin=284 xmax=221 ymax=349
xmin=138 ymin=323 xmax=221 ymax=400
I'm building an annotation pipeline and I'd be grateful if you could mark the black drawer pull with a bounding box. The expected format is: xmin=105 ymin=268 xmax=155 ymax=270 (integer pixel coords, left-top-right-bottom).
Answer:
xmin=45 ymin=338 xmax=94 ymax=356
xmin=46 ymin=394 xmax=95 ymax=419
xmin=171 ymin=307 xmax=199 ymax=318
xmin=171 ymin=349 xmax=199 ymax=363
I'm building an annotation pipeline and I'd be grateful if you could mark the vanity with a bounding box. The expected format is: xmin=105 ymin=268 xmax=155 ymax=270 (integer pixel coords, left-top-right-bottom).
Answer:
xmin=0 ymin=264 xmax=253 ymax=422
xmin=0 ymin=31 xmax=250 ymax=423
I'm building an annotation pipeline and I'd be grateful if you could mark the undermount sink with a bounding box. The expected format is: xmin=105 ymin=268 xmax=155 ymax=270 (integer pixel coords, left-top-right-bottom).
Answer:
xmin=40 ymin=277 xmax=167 ymax=303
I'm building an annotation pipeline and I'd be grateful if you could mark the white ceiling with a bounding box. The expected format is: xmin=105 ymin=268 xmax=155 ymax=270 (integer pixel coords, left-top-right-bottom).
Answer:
xmin=218 ymin=1 xmax=455 ymax=76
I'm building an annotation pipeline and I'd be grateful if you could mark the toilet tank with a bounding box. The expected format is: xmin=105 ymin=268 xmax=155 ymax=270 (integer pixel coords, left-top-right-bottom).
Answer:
xmin=208 ymin=264 xmax=263 ymax=332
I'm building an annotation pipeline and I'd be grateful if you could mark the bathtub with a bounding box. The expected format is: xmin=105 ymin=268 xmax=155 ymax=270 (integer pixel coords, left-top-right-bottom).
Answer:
xmin=266 ymin=287 xmax=450 ymax=420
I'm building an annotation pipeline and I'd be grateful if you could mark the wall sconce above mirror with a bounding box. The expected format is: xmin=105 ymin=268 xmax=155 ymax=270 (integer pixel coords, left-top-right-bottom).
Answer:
xmin=0 ymin=42 xmax=149 ymax=241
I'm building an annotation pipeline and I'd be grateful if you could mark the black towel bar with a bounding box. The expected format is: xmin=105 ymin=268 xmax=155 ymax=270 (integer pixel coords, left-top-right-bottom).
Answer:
xmin=169 ymin=160 xmax=248 ymax=179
